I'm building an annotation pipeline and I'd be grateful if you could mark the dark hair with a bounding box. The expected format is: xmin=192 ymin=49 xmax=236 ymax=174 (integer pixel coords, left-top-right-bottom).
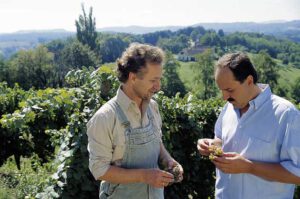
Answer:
xmin=116 ymin=43 xmax=165 ymax=83
xmin=215 ymin=52 xmax=258 ymax=83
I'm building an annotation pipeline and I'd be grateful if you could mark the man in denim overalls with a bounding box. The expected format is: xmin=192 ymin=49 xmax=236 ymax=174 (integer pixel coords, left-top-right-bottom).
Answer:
xmin=87 ymin=43 xmax=183 ymax=199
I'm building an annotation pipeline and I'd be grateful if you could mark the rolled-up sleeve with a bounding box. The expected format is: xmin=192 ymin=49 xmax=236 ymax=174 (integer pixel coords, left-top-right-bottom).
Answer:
xmin=280 ymin=109 xmax=300 ymax=177
xmin=87 ymin=106 xmax=115 ymax=180
xmin=151 ymin=100 xmax=162 ymax=139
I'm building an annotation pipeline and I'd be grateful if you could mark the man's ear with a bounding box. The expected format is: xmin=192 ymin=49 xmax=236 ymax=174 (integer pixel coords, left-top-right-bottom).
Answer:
xmin=246 ymin=75 xmax=254 ymax=85
xmin=128 ymin=72 xmax=137 ymax=83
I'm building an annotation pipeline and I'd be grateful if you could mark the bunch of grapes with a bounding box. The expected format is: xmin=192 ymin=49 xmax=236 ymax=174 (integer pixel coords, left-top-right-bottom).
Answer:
xmin=208 ymin=145 xmax=223 ymax=160
xmin=167 ymin=165 xmax=181 ymax=185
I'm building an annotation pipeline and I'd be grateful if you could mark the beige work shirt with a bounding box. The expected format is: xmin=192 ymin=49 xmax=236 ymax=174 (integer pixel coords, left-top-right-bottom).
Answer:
xmin=87 ymin=87 xmax=162 ymax=180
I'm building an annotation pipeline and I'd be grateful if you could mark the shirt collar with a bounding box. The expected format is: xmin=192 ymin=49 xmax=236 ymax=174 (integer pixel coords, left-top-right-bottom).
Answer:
xmin=116 ymin=86 xmax=134 ymax=111
xmin=115 ymin=86 xmax=150 ymax=116
xmin=249 ymin=83 xmax=272 ymax=110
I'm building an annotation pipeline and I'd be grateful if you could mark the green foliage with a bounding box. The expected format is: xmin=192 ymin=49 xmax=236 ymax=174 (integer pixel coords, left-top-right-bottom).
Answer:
xmin=7 ymin=45 xmax=56 ymax=89
xmin=192 ymin=49 xmax=218 ymax=99
xmin=158 ymin=34 xmax=190 ymax=54
xmin=0 ymin=86 xmax=78 ymax=168
xmin=155 ymin=92 xmax=224 ymax=199
xmin=161 ymin=52 xmax=187 ymax=97
xmin=0 ymin=56 xmax=9 ymax=82
xmin=200 ymin=31 xmax=223 ymax=46
xmin=223 ymin=32 xmax=300 ymax=66
xmin=291 ymin=77 xmax=300 ymax=103
xmin=96 ymin=35 xmax=128 ymax=63
xmin=0 ymin=155 xmax=57 ymax=199
xmin=252 ymin=51 xmax=279 ymax=89
xmin=2 ymin=25 xmax=300 ymax=91
xmin=0 ymin=82 xmax=26 ymax=116
xmin=143 ymin=30 xmax=173 ymax=45
xmin=60 ymin=40 xmax=100 ymax=69
xmin=75 ymin=4 xmax=97 ymax=50
xmin=36 ymin=67 xmax=119 ymax=198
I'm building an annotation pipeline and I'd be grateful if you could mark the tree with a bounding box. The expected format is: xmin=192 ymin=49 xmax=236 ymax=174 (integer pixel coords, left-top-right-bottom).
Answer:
xmin=46 ymin=39 xmax=70 ymax=87
xmin=200 ymin=31 xmax=223 ymax=46
xmin=291 ymin=77 xmax=300 ymax=103
xmin=75 ymin=4 xmax=97 ymax=50
xmin=161 ymin=52 xmax=186 ymax=97
xmin=0 ymin=56 xmax=9 ymax=82
xmin=252 ymin=51 xmax=279 ymax=89
xmin=191 ymin=49 xmax=217 ymax=99
xmin=157 ymin=34 xmax=190 ymax=54
xmin=97 ymin=35 xmax=128 ymax=63
xmin=60 ymin=40 xmax=100 ymax=69
xmin=8 ymin=45 xmax=55 ymax=89
xmin=218 ymin=29 xmax=225 ymax=37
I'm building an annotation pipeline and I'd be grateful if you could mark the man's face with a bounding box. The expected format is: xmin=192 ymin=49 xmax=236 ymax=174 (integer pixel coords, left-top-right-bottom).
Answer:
xmin=215 ymin=67 xmax=251 ymax=109
xmin=132 ymin=63 xmax=163 ymax=101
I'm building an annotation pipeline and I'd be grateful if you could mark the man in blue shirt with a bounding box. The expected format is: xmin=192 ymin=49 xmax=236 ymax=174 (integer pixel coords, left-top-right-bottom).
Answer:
xmin=197 ymin=52 xmax=300 ymax=199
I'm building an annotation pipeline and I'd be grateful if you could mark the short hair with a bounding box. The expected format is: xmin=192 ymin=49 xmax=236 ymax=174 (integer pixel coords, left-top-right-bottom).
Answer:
xmin=215 ymin=52 xmax=258 ymax=84
xmin=116 ymin=43 xmax=165 ymax=83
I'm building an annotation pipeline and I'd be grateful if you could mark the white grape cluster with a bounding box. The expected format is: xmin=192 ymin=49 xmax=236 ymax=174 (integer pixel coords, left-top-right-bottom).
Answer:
xmin=208 ymin=145 xmax=223 ymax=161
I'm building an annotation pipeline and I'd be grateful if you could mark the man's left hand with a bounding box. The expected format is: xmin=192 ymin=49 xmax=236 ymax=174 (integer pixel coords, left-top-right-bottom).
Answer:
xmin=167 ymin=159 xmax=184 ymax=182
xmin=212 ymin=152 xmax=252 ymax=174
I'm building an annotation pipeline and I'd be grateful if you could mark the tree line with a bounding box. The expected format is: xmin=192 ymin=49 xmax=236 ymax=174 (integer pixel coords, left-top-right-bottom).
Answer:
xmin=1 ymin=5 xmax=300 ymax=91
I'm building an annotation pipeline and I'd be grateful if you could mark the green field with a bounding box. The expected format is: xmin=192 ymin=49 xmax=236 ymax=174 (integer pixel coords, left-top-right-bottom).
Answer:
xmin=177 ymin=61 xmax=300 ymax=94
xmin=278 ymin=66 xmax=300 ymax=87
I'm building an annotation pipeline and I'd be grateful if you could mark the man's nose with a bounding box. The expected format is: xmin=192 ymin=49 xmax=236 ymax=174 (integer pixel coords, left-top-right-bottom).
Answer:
xmin=222 ymin=91 xmax=229 ymax=101
xmin=154 ymin=81 xmax=161 ymax=91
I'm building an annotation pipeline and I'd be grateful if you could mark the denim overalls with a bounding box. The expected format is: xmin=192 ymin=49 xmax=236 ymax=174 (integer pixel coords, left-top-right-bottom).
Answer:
xmin=99 ymin=98 xmax=164 ymax=199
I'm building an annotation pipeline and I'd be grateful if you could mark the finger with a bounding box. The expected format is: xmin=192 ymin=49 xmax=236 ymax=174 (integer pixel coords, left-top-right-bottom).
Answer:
xmin=177 ymin=174 xmax=183 ymax=182
xmin=197 ymin=145 xmax=210 ymax=156
xmin=222 ymin=152 xmax=237 ymax=157
xmin=178 ymin=165 xmax=184 ymax=174
xmin=198 ymin=139 xmax=209 ymax=148
xmin=204 ymin=139 xmax=212 ymax=146
xmin=162 ymin=171 xmax=174 ymax=180
xmin=213 ymin=156 xmax=230 ymax=164
xmin=212 ymin=160 xmax=229 ymax=169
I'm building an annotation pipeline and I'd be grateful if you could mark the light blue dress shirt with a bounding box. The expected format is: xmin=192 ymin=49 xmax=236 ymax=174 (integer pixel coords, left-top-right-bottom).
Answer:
xmin=214 ymin=84 xmax=300 ymax=199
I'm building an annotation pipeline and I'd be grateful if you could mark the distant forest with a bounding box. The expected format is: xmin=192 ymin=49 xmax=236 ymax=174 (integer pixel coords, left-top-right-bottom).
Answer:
xmin=1 ymin=6 xmax=300 ymax=92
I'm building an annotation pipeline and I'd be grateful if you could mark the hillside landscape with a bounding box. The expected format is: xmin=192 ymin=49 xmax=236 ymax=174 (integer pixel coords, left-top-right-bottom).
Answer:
xmin=1 ymin=20 xmax=300 ymax=59
xmin=1 ymin=6 xmax=300 ymax=199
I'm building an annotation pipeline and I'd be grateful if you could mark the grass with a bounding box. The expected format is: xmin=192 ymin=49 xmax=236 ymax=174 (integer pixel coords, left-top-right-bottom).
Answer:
xmin=177 ymin=61 xmax=194 ymax=89
xmin=278 ymin=66 xmax=300 ymax=87
xmin=0 ymin=155 xmax=57 ymax=199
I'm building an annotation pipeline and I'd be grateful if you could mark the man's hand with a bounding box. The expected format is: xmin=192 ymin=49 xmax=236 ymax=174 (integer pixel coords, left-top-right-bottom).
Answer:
xmin=159 ymin=143 xmax=184 ymax=184
xmin=197 ymin=138 xmax=214 ymax=156
xmin=167 ymin=159 xmax=184 ymax=183
xmin=143 ymin=168 xmax=174 ymax=188
xmin=212 ymin=152 xmax=252 ymax=174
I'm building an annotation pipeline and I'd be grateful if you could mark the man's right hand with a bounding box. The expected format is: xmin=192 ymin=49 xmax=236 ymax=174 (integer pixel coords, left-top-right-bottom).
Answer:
xmin=197 ymin=138 xmax=214 ymax=156
xmin=142 ymin=168 xmax=174 ymax=188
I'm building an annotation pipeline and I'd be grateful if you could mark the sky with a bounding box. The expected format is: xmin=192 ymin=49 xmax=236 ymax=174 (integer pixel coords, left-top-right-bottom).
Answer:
xmin=0 ymin=0 xmax=300 ymax=33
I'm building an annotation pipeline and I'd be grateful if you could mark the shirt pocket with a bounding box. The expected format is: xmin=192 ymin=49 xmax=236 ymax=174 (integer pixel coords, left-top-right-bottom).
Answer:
xmin=243 ymin=136 xmax=278 ymax=162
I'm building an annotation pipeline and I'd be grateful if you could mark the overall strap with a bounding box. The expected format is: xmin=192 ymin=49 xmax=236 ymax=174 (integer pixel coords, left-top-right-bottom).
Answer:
xmin=146 ymin=105 xmax=154 ymax=122
xmin=107 ymin=98 xmax=131 ymax=130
